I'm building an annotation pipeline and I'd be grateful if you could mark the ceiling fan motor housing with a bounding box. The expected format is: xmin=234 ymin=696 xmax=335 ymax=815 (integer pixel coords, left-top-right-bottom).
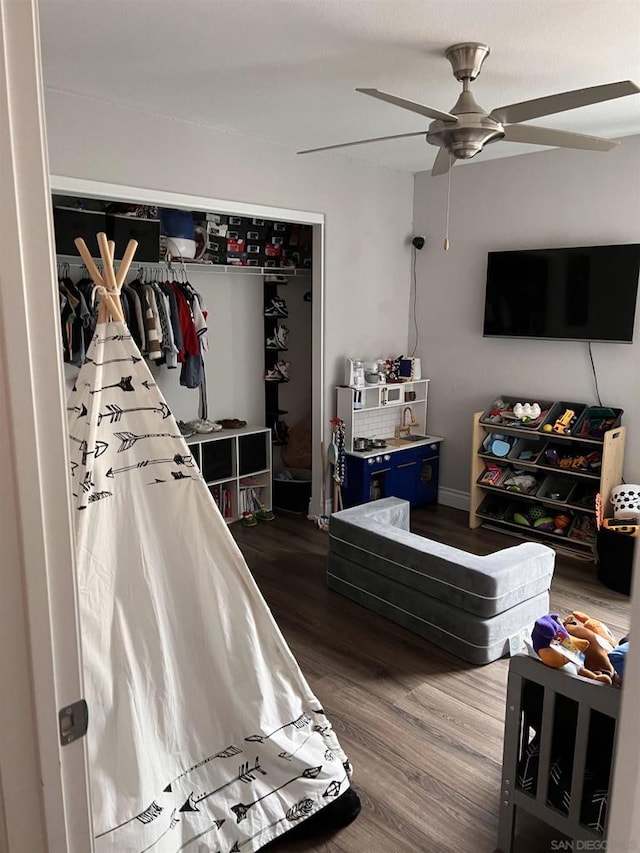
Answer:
xmin=427 ymin=88 xmax=504 ymax=159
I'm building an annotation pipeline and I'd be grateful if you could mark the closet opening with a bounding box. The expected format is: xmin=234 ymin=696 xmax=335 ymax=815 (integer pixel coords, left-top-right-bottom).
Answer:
xmin=51 ymin=176 xmax=325 ymax=521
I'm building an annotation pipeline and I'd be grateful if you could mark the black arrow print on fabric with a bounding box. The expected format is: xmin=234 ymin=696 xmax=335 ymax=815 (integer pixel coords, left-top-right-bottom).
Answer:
xmin=278 ymin=732 xmax=313 ymax=762
xmin=173 ymin=819 xmax=224 ymax=853
xmin=140 ymin=809 xmax=179 ymax=853
xmin=66 ymin=403 xmax=88 ymax=419
xmin=70 ymin=461 xmax=78 ymax=478
xmin=106 ymin=454 xmax=194 ymax=478
xmin=114 ymin=431 xmax=183 ymax=452
xmin=98 ymin=402 xmax=171 ymax=425
xmin=87 ymin=491 xmax=112 ymax=503
xmin=230 ymin=766 xmax=322 ymax=824
xmin=90 ymin=376 xmax=135 ymax=395
xmin=69 ymin=436 xmax=109 ymax=465
xmin=142 ymin=380 xmax=157 ymax=390
xmin=180 ymin=758 xmax=266 ymax=813
xmin=85 ymin=355 xmax=142 ymax=367
xmin=323 ymin=776 xmax=347 ymax=799
xmin=170 ymin=471 xmax=197 ymax=481
xmin=94 ymin=333 xmax=132 ymax=343
xmin=80 ymin=472 xmax=95 ymax=493
xmin=163 ymin=745 xmax=242 ymax=795
xmin=245 ymin=713 xmax=312 ymax=744
xmin=95 ymin=800 xmax=164 ymax=839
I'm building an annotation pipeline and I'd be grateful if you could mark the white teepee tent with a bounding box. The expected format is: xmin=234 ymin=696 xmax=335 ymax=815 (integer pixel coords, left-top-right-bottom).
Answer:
xmin=68 ymin=233 xmax=353 ymax=852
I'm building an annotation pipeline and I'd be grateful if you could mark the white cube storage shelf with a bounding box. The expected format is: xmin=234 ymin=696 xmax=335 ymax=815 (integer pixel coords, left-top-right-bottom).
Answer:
xmin=187 ymin=426 xmax=272 ymax=524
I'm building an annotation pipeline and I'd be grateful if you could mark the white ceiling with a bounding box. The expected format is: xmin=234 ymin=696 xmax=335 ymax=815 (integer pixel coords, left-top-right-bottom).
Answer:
xmin=39 ymin=0 xmax=640 ymax=174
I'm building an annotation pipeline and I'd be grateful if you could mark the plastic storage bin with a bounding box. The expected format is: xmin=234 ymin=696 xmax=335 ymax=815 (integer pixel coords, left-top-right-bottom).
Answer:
xmin=477 ymin=494 xmax=512 ymax=521
xmin=508 ymin=436 xmax=546 ymax=464
xmin=480 ymin=396 xmax=553 ymax=430
xmin=539 ymin=401 xmax=586 ymax=436
xmin=536 ymin=474 xmax=576 ymax=503
xmin=574 ymin=407 xmax=624 ymax=440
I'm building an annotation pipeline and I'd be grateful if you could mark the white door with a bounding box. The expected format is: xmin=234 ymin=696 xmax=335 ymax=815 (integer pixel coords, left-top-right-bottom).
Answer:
xmin=0 ymin=0 xmax=93 ymax=850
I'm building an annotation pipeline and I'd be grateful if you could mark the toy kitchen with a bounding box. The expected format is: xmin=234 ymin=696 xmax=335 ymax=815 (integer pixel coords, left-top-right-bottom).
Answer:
xmin=336 ymin=358 xmax=444 ymax=508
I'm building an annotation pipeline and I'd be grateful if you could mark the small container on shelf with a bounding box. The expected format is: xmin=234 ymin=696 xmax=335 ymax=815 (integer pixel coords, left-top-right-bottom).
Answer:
xmin=508 ymin=502 xmax=574 ymax=537
xmin=479 ymin=432 xmax=517 ymax=458
xmin=501 ymin=468 xmax=542 ymax=495
xmin=479 ymin=396 xmax=552 ymax=430
xmin=477 ymin=462 xmax=508 ymax=487
xmin=570 ymin=482 xmax=599 ymax=512
xmin=573 ymin=406 xmax=624 ymax=440
xmin=477 ymin=493 xmax=512 ymax=521
xmin=508 ymin=436 xmax=546 ymax=464
xmin=537 ymin=442 xmax=602 ymax=476
xmin=568 ymin=513 xmax=598 ymax=544
xmin=536 ymin=474 xmax=576 ymax=504
xmin=538 ymin=401 xmax=586 ymax=436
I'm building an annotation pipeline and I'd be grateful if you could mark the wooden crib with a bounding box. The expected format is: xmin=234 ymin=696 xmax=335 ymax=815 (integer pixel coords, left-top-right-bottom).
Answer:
xmin=497 ymin=653 xmax=621 ymax=851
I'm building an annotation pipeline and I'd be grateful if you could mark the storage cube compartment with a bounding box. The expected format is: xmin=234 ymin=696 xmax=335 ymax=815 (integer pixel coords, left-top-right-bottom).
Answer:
xmin=477 ymin=462 xmax=508 ymax=487
xmin=568 ymin=512 xmax=598 ymax=544
xmin=106 ymin=214 xmax=160 ymax=262
xmin=574 ymin=406 xmax=624 ymax=440
xmin=500 ymin=467 xmax=543 ymax=496
xmin=570 ymin=482 xmax=599 ymax=511
xmin=539 ymin=401 xmax=585 ymax=436
xmin=53 ymin=206 xmax=107 ymax=257
xmin=508 ymin=436 xmax=545 ymax=464
xmin=479 ymin=432 xmax=517 ymax=458
xmin=506 ymin=501 xmax=574 ymax=537
xmin=479 ymin=395 xmax=553 ymax=429
xmin=238 ymin=432 xmax=268 ymax=476
xmin=201 ymin=438 xmax=234 ymax=482
xmin=537 ymin=442 xmax=602 ymax=475
xmin=477 ymin=493 xmax=512 ymax=520
xmin=536 ymin=474 xmax=576 ymax=503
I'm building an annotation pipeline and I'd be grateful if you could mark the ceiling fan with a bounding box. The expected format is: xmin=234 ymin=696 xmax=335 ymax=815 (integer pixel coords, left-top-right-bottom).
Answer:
xmin=298 ymin=43 xmax=640 ymax=176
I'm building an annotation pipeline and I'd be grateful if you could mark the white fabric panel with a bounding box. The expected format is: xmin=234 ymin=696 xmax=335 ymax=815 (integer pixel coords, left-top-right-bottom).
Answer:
xmin=67 ymin=322 xmax=350 ymax=852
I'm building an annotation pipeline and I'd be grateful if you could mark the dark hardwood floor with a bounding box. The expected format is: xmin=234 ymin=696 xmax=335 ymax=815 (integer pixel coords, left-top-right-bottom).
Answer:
xmin=231 ymin=504 xmax=631 ymax=853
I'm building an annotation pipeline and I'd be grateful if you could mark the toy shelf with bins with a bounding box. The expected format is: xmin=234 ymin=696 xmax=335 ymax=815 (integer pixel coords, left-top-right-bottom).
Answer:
xmin=336 ymin=379 xmax=429 ymax=451
xmin=187 ymin=426 xmax=272 ymax=524
xmin=470 ymin=410 xmax=625 ymax=558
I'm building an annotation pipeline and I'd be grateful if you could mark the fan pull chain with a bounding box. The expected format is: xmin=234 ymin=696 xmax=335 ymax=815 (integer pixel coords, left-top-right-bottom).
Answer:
xmin=444 ymin=152 xmax=452 ymax=251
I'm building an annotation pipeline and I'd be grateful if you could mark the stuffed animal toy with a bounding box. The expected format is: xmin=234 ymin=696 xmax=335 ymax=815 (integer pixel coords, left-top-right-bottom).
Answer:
xmin=562 ymin=612 xmax=617 ymax=683
xmin=532 ymin=614 xmax=612 ymax=684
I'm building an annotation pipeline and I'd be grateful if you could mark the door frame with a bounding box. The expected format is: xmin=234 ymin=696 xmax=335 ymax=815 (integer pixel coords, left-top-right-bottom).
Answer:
xmin=50 ymin=176 xmax=326 ymax=516
xmin=0 ymin=0 xmax=93 ymax=850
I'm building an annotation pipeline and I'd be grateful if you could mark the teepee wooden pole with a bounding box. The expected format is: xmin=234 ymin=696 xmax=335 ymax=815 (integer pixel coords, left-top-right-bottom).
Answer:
xmin=73 ymin=237 xmax=104 ymax=286
xmin=115 ymin=239 xmax=139 ymax=288
xmin=96 ymin=232 xmax=118 ymax=293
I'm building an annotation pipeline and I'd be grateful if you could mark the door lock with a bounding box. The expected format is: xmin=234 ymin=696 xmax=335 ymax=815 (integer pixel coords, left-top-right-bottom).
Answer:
xmin=58 ymin=699 xmax=89 ymax=746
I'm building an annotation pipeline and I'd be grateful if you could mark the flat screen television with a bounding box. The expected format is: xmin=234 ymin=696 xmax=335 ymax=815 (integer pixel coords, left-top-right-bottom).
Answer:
xmin=483 ymin=244 xmax=640 ymax=343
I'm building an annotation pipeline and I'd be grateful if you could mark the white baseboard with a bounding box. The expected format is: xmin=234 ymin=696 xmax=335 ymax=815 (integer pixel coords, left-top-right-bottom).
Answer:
xmin=438 ymin=487 xmax=470 ymax=512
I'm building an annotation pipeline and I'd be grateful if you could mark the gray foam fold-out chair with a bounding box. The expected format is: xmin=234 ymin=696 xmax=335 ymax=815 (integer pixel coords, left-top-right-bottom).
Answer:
xmin=327 ymin=497 xmax=555 ymax=664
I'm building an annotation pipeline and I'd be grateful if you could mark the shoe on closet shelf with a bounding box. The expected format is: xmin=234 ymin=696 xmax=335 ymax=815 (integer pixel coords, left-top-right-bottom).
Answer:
xmin=264 ymin=296 xmax=288 ymax=317
xmin=265 ymin=325 xmax=289 ymax=350
xmin=188 ymin=419 xmax=216 ymax=434
xmin=275 ymin=360 xmax=290 ymax=382
xmin=264 ymin=274 xmax=289 ymax=284
xmin=265 ymin=367 xmax=283 ymax=382
xmin=177 ymin=420 xmax=196 ymax=438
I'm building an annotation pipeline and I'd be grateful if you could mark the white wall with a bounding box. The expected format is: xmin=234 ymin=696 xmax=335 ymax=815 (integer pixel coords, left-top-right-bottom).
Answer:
xmin=44 ymin=89 xmax=415 ymax=457
xmin=413 ymin=137 xmax=640 ymax=496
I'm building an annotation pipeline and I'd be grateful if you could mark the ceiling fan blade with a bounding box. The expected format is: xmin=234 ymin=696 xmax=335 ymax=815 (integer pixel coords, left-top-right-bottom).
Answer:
xmin=504 ymin=123 xmax=618 ymax=151
xmin=297 ymin=130 xmax=427 ymax=155
xmin=356 ymin=88 xmax=457 ymax=123
xmin=490 ymin=80 xmax=640 ymax=124
xmin=431 ymin=147 xmax=454 ymax=177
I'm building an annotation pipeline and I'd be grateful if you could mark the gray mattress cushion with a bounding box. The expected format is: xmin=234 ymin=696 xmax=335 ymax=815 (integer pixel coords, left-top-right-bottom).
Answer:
xmin=328 ymin=553 xmax=549 ymax=665
xmin=329 ymin=498 xmax=554 ymax=618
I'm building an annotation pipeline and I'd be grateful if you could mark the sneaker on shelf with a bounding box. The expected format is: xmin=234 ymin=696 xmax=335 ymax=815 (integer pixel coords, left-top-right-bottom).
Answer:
xmin=272 ymin=419 xmax=289 ymax=444
xmin=275 ymin=360 xmax=290 ymax=382
xmin=265 ymin=366 xmax=283 ymax=382
xmin=275 ymin=324 xmax=289 ymax=348
xmin=177 ymin=420 xmax=196 ymax=438
xmin=264 ymin=296 xmax=288 ymax=317
xmin=188 ymin=418 xmax=221 ymax=434
xmin=265 ymin=274 xmax=289 ymax=284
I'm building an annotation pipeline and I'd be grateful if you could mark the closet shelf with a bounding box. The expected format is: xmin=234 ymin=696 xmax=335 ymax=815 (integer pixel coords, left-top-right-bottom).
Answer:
xmin=56 ymin=255 xmax=311 ymax=277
